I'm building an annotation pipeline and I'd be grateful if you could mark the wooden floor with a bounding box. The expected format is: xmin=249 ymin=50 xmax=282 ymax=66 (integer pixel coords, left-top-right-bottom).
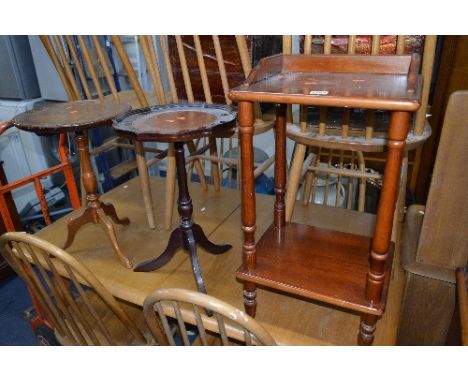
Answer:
xmin=36 ymin=176 xmax=407 ymax=345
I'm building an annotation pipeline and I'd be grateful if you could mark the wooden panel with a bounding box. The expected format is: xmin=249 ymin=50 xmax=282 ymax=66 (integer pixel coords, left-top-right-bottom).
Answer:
xmin=397 ymin=273 xmax=455 ymax=345
xmin=457 ymin=268 xmax=468 ymax=345
xmin=282 ymin=54 xmax=412 ymax=74
xmin=416 ymin=36 xmax=468 ymax=203
xmin=416 ymin=91 xmax=468 ymax=268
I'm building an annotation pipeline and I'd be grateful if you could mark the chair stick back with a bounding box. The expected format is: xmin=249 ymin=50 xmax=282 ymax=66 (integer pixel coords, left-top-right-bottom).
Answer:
xmin=294 ymin=35 xmax=435 ymax=213
xmin=143 ymin=288 xmax=276 ymax=346
xmin=0 ymin=232 xmax=147 ymax=345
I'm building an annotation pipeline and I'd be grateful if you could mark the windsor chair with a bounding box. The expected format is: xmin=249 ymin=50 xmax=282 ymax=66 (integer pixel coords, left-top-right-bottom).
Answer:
xmin=143 ymin=288 xmax=276 ymax=345
xmin=0 ymin=232 xmax=152 ymax=345
xmin=283 ymin=35 xmax=435 ymax=223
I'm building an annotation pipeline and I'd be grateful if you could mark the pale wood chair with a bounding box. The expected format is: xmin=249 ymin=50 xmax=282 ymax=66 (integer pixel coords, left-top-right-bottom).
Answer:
xmin=0 ymin=232 xmax=152 ymax=345
xmin=284 ymin=35 xmax=436 ymax=222
xmin=397 ymin=91 xmax=468 ymax=345
xmin=143 ymin=288 xmax=277 ymax=345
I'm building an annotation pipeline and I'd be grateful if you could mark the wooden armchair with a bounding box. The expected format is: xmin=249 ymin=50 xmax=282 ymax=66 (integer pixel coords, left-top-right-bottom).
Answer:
xmin=143 ymin=288 xmax=276 ymax=345
xmin=0 ymin=232 xmax=152 ymax=345
xmin=284 ymin=35 xmax=436 ymax=224
xmin=397 ymin=91 xmax=468 ymax=345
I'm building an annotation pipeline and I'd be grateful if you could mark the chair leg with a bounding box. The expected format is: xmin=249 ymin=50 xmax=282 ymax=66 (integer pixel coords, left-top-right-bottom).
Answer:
xmin=301 ymin=169 xmax=314 ymax=206
xmin=209 ymin=137 xmax=220 ymax=191
xmin=391 ymin=152 xmax=409 ymax=242
xmin=285 ymin=143 xmax=307 ymax=222
xmin=165 ymin=143 xmax=177 ymax=231
xmin=135 ymin=141 xmax=155 ymax=229
xmin=187 ymin=140 xmax=208 ymax=191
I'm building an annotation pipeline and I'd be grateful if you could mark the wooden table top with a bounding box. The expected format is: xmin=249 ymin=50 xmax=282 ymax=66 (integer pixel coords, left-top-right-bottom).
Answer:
xmin=113 ymin=103 xmax=237 ymax=142
xmin=13 ymin=100 xmax=130 ymax=135
xmin=229 ymin=54 xmax=422 ymax=111
xmin=35 ymin=176 xmax=406 ymax=345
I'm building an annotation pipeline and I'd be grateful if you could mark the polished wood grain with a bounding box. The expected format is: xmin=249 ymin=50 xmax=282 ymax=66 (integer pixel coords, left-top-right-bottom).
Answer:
xmin=64 ymin=131 xmax=131 ymax=268
xmin=229 ymin=54 xmax=422 ymax=111
xmin=237 ymin=222 xmax=393 ymax=315
xmin=134 ymin=142 xmax=232 ymax=294
xmin=238 ymin=101 xmax=257 ymax=317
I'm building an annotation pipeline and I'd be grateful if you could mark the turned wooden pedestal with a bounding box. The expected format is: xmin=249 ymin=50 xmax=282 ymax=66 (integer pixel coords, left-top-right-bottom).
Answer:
xmin=113 ymin=103 xmax=237 ymax=293
xmin=13 ymin=100 xmax=132 ymax=268
xmin=229 ymin=54 xmax=423 ymax=345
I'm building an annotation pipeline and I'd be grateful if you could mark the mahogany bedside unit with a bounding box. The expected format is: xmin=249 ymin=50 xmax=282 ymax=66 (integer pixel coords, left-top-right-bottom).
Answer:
xmin=228 ymin=53 xmax=422 ymax=345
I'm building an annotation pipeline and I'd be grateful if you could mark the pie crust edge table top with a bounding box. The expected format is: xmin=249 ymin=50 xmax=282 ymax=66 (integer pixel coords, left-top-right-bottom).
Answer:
xmin=113 ymin=103 xmax=237 ymax=142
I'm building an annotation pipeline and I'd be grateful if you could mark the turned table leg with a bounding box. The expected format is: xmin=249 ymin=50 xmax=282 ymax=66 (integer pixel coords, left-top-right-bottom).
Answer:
xmin=359 ymin=111 xmax=410 ymax=345
xmin=239 ymin=101 xmax=257 ymax=317
xmin=134 ymin=141 xmax=231 ymax=293
xmin=64 ymin=131 xmax=131 ymax=268
xmin=274 ymin=104 xmax=287 ymax=230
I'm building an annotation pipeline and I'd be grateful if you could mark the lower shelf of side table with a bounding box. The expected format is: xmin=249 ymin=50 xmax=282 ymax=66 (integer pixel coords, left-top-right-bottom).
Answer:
xmin=236 ymin=222 xmax=393 ymax=316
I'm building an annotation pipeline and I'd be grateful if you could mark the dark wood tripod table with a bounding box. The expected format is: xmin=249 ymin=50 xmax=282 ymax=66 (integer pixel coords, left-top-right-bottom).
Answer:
xmin=228 ymin=53 xmax=423 ymax=345
xmin=13 ymin=100 xmax=133 ymax=268
xmin=113 ymin=103 xmax=237 ymax=293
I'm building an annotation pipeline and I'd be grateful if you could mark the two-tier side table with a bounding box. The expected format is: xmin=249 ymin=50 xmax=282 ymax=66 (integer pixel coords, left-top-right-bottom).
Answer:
xmin=113 ymin=103 xmax=237 ymax=294
xmin=228 ymin=53 xmax=422 ymax=345
xmin=13 ymin=100 xmax=132 ymax=268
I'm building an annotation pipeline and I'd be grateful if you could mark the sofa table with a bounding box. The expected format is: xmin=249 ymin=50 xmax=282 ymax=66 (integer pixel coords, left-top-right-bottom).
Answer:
xmin=228 ymin=53 xmax=422 ymax=345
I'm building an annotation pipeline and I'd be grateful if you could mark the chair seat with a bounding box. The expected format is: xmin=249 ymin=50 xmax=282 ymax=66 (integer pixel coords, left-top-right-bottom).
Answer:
xmin=286 ymin=120 xmax=431 ymax=152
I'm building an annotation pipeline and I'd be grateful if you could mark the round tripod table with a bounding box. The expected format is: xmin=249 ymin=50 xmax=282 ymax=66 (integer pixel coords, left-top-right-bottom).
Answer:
xmin=113 ymin=103 xmax=237 ymax=293
xmin=13 ymin=100 xmax=133 ymax=268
